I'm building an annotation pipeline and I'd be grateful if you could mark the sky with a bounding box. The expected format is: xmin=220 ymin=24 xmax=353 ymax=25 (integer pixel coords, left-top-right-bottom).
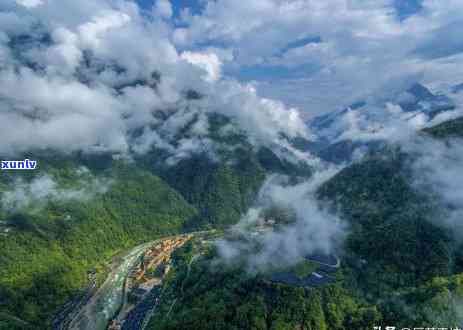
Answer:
xmin=0 ymin=0 xmax=310 ymax=160
xmin=138 ymin=0 xmax=204 ymax=17
xmin=133 ymin=0 xmax=463 ymax=117
xmin=2 ymin=0 xmax=463 ymax=271
xmin=1 ymin=0 xmax=463 ymax=160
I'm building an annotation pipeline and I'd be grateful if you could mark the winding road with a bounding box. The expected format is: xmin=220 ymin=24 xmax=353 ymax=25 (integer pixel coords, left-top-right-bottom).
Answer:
xmin=58 ymin=231 xmax=214 ymax=330
xmin=68 ymin=242 xmax=153 ymax=330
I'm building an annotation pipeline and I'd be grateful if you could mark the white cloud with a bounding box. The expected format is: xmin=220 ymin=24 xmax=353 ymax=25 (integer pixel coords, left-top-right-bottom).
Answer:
xmin=7 ymin=0 xmax=462 ymax=166
xmin=332 ymin=103 xmax=425 ymax=143
xmin=153 ymin=0 xmax=173 ymax=19
xmin=173 ymin=0 xmax=463 ymax=117
xmin=181 ymin=50 xmax=223 ymax=82
xmin=0 ymin=0 xmax=312 ymax=163
xmin=15 ymin=0 xmax=43 ymax=8
xmin=77 ymin=10 xmax=131 ymax=49
xmin=401 ymin=135 xmax=463 ymax=241
xmin=1 ymin=173 xmax=111 ymax=211
xmin=45 ymin=27 xmax=82 ymax=73
xmin=217 ymin=168 xmax=346 ymax=271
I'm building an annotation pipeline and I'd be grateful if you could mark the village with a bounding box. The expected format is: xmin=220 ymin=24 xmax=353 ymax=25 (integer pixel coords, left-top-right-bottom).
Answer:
xmin=107 ymin=234 xmax=193 ymax=330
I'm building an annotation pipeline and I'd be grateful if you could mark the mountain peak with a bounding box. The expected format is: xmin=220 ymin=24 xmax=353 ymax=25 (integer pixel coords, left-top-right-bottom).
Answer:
xmin=407 ymin=83 xmax=435 ymax=100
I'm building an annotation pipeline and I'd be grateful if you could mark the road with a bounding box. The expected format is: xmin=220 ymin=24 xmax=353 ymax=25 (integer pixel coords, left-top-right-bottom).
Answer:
xmin=53 ymin=276 xmax=97 ymax=330
xmin=68 ymin=242 xmax=153 ymax=330
xmin=61 ymin=231 xmax=214 ymax=330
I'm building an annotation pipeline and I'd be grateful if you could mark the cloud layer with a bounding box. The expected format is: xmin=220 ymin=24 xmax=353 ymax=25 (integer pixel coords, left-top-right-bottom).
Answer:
xmin=1 ymin=170 xmax=111 ymax=211
xmin=0 ymin=0 xmax=310 ymax=163
xmin=172 ymin=0 xmax=463 ymax=116
xmin=402 ymin=135 xmax=463 ymax=241
xmin=217 ymin=168 xmax=346 ymax=272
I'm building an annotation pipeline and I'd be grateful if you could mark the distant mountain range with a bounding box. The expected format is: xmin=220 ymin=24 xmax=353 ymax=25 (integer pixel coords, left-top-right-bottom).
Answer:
xmin=306 ymin=82 xmax=462 ymax=163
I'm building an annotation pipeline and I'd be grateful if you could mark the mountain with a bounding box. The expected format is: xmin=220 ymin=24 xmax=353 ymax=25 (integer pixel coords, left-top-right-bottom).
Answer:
xmin=2 ymin=118 xmax=462 ymax=329
xmin=4 ymin=2 xmax=463 ymax=329
xmin=0 ymin=112 xmax=314 ymax=329
xmin=145 ymin=241 xmax=381 ymax=330
xmin=140 ymin=117 xmax=463 ymax=330
xmin=310 ymin=83 xmax=456 ymax=139
xmin=136 ymin=112 xmax=312 ymax=229
xmin=0 ymin=159 xmax=197 ymax=328
xmin=422 ymin=116 xmax=463 ymax=138
xmin=313 ymin=117 xmax=463 ymax=328
xmin=307 ymin=83 xmax=460 ymax=163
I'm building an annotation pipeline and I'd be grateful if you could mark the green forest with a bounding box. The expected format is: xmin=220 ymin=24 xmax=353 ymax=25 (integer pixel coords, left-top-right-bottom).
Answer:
xmin=0 ymin=162 xmax=196 ymax=328
xmin=0 ymin=128 xmax=289 ymax=329
xmin=1 ymin=116 xmax=463 ymax=329
xmin=145 ymin=116 xmax=463 ymax=330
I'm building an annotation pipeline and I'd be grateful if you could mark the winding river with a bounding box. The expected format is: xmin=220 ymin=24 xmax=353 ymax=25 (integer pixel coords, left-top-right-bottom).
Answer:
xmin=69 ymin=242 xmax=152 ymax=330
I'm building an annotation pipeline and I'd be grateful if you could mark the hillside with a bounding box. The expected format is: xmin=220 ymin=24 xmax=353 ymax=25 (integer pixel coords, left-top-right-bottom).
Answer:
xmin=2 ymin=119 xmax=461 ymax=330
xmin=314 ymin=116 xmax=463 ymax=327
xmin=146 ymin=239 xmax=381 ymax=330
xmin=140 ymin=116 xmax=463 ymax=330
xmin=3 ymin=1 xmax=463 ymax=329
xmin=422 ymin=116 xmax=463 ymax=138
xmin=306 ymin=84 xmax=462 ymax=164
xmin=0 ymin=128 xmax=313 ymax=329
xmin=0 ymin=159 xmax=197 ymax=329
xmin=137 ymin=113 xmax=310 ymax=229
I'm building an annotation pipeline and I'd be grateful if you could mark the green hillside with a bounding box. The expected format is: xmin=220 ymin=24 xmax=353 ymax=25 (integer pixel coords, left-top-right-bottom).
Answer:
xmin=317 ymin=149 xmax=453 ymax=291
xmin=423 ymin=116 xmax=463 ymax=138
xmin=146 ymin=236 xmax=463 ymax=330
xmin=160 ymin=153 xmax=266 ymax=229
xmin=0 ymin=130 xmax=303 ymax=328
xmin=143 ymin=116 xmax=463 ymax=330
xmin=3 ymin=116 xmax=461 ymax=329
xmin=0 ymin=160 xmax=196 ymax=328
xmin=147 ymin=240 xmax=381 ymax=330
xmin=313 ymin=117 xmax=463 ymax=327
xmin=137 ymin=113 xmax=310 ymax=229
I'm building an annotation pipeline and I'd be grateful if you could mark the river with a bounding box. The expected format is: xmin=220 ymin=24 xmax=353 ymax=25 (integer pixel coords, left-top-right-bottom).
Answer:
xmin=69 ymin=242 xmax=152 ymax=330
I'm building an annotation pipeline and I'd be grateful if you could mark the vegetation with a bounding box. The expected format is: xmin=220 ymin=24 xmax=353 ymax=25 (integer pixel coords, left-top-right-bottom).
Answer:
xmin=141 ymin=113 xmax=312 ymax=229
xmin=0 ymin=160 xmax=196 ymax=329
xmin=3 ymin=116 xmax=463 ymax=329
xmin=422 ymin=116 xmax=463 ymax=138
xmin=317 ymin=149 xmax=453 ymax=292
xmin=0 ymin=116 xmax=306 ymax=328
xmin=146 ymin=239 xmax=463 ymax=330
xmin=292 ymin=261 xmax=318 ymax=279
xmin=146 ymin=117 xmax=463 ymax=330
xmin=147 ymin=244 xmax=380 ymax=330
xmin=160 ymin=154 xmax=266 ymax=229
xmin=312 ymin=117 xmax=463 ymax=327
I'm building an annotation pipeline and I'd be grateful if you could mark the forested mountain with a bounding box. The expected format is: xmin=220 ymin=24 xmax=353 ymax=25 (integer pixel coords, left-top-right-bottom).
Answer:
xmin=306 ymin=83 xmax=462 ymax=164
xmin=0 ymin=118 xmax=312 ymax=329
xmin=2 ymin=107 xmax=462 ymax=330
xmin=0 ymin=159 xmax=196 ymax=328
xmin=140 ymin=116 xmax=463 ymax=330
xmin=2 ymin=1 xmax=463 ymax=329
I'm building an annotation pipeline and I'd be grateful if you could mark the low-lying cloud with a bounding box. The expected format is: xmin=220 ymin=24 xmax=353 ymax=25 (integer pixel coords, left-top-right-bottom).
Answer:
xmin=217 ymin=167 xmax=347 ymax=272
xmin=402 ymin=135 xmax=463 ymax=241
xmin=1 ymin=170 xmax=111 ymax=211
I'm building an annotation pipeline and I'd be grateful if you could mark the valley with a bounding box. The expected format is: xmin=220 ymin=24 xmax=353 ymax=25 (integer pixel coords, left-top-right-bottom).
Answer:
xmin=54 ymin=232 xmax=214 ymax=330
xmin=2 ymin=1 xmax=463 ymax=329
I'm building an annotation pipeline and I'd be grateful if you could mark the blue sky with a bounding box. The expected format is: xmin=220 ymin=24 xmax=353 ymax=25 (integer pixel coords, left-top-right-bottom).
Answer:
xmin=138 ymin=0 xmax=424 ymax=20
xmin=394 ymin=0 xmax=423 ymax=20
xmin=137 ymin=0 xmax=204 ymax=17
xmin=2 ymin=0 xmax=463 ymax=156
xmin=133 ymin=0 xmax=436 ymax=114
xmin=6 ymin=0 xmax=463 ymax=121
